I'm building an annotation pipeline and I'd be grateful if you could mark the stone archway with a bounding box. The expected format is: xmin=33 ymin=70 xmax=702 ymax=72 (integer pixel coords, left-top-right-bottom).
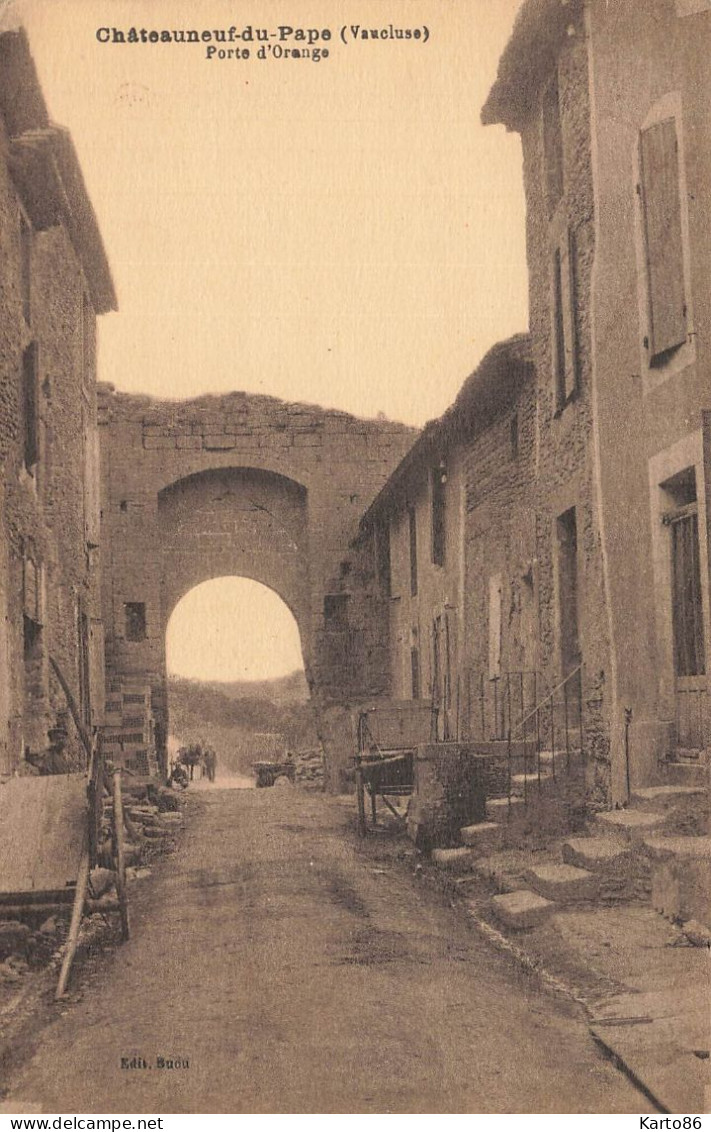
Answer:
xmin=98 ymin=387 xmax=417 ymax=781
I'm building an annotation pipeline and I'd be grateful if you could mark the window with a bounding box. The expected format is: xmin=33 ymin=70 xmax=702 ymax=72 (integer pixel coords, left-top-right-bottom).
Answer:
xmin=19 ymin=212 xmax=31 ymax=325
xmin=81 ymin=293 xmax=94 ymax=385
xmin=431 ymin=466 xmax=446 ymax=567
xmin=556 ymin=507 xmax=581 ymax=676
xmin=23 ymin=342 xmax=40 ymax=472
xmin=375 ymin=520 xmax=391 ymax=597
xmin=124 ymin=602 xmax=147 ymax=642
xmin=640 ymin=117 xmax=687 ymax=361
xmin=662 ymin=469 xmax=705 ymax=678
xmin=324 ymin=593 xmax=349 ymax=628
xmin=543 ymin=72 xmax=564 ymax=216
xmin=410 ymin=646 xmax=421 ymax=700
xmin=552 ymin=228 xmax=578 ymax=410
xmin=408 ymin=504 xmax=418 ymax=597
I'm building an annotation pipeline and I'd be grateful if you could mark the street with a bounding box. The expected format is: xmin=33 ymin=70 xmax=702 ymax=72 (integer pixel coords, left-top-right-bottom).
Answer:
xmin=4 ymin=785 xmax=652 ymax=1114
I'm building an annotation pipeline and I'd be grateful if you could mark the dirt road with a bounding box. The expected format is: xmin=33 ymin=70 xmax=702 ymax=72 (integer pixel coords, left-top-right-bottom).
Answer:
xmin=3 ymin=787 xmax=652 ymax=1113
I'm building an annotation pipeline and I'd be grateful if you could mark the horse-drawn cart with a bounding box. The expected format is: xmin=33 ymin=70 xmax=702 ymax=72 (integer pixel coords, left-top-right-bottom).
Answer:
xmin=354 ymin=701 xmax=438 ymax=837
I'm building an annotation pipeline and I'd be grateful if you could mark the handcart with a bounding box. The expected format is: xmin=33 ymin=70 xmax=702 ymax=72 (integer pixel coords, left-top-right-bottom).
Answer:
xmin=354 ymin=701 xmax=438 ymax=837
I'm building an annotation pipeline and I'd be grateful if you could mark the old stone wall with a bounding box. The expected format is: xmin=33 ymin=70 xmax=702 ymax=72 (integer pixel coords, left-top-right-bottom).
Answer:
xmin=519 ymin=20 xmax=612 ymax=804
xmin=586 ymin=0 xmax=711 ymax=795
xmin=462 ymin=367 xmax=537 ymax=739
xmin=0 ymin=111 xmax=104 ymax=774
xmin=99 ymin=386 xmax=417 ymax=781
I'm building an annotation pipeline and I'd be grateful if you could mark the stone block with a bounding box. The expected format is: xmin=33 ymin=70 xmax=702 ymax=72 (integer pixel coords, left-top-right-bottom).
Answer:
xmin=645 ymin=836 xmax=711 ymax=927
xmin=0 ymin=920 xmax=32 ymax=959
xmin=143 ymin=436 xmax=176 ymax=449
xmin=631 ymin=785 xmax=707 ymax=811
xmin=203 ymin=435 xmax=236 ymax=450
xmin=460 ymin=822 xmax=503 ymax=853
xmin=562 ymin=836 xmax=631 ymax=870
xmin=526 ymin=863 xmax=600 ymax=902
xmin=486 ymin=796 xmax=527 ymax=821
xmin=593 ymin=809 xmax=666 ymax=840
xmin=510 ymin=771 xmax=552 ymax=796
xmin=431 ymin=847 xmax=476 ymax=873
xmin=489 ymin=890 xmax=555 ymax=930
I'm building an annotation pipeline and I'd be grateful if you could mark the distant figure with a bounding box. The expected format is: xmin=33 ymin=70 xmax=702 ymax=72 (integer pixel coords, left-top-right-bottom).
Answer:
xmin=168 ymin=760 xmax=189 ymax=789
xmin=204 ymin=747 xmax=217 ymax=782
xmin=26 ymin=717 xmax=72 ymax=775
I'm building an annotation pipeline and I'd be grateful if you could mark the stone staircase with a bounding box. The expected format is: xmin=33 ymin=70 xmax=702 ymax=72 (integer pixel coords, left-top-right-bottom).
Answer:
xmin=102 ymin=677 xmax=160 ymax=777
xmin=433 ymin=777 xmax=710 ymax=934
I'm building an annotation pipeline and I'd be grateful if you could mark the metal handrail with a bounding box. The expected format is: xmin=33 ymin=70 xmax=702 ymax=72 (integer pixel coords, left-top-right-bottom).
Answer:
xmin=511 ymin=663 xmax=582 ymax=741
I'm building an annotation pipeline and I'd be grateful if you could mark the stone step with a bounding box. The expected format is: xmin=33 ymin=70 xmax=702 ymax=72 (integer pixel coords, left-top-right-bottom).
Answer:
xmin=537 ymin=747 xmax=582 ymax=764
xmin=562 ymin=836 xmax=632 ymax=871
xmin=488 ymin=889 xmax=555 ymax=930
xmin=660 ymin=761 xmax=709 ymax=788
xmin=486 ymin=796 xmax=526 ymax=821
xmin=526 ymin=862 xmax=600 ymax=902
xmin=643 ymin=835 xmax=711 ymax=928
xmin=431 ymin=846 xmax=475 ymax=873
xmin=631 ymin=784 xmax=707 ymax=812
xmin=510 ymin=771 xmax=553 ymax=796
xmin=460 ymin=821 xmax=503 ymax=853
xmin=593 ymin=809 xmax=666 ymax=841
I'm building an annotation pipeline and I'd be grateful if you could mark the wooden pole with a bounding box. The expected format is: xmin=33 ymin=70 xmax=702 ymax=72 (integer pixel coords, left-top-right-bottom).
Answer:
xmin=113 ymin=770 xmax=130 ymax=940
xmin=55 ymin=849 xmax=90 ymax=1000
xmin=49 ymin=655 xmax=93 ymax=763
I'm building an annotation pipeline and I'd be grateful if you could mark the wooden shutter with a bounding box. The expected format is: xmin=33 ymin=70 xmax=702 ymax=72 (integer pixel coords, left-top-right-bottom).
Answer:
xmin=640 ymin=118 xmax=687 ymax=358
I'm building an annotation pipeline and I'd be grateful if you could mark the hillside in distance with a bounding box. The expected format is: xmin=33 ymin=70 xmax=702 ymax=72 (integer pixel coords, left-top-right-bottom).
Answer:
xmin=167 ymin=670 xmax=316 ymax=775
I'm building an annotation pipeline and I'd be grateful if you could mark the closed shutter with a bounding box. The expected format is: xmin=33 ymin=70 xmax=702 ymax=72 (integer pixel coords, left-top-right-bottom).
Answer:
xmin=640 ymin=118 xmax=687 ymax=358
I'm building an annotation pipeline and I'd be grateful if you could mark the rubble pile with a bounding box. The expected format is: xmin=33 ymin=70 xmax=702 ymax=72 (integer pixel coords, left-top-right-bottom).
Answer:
xmin=294 ymin=747 xmax=324 ymax=790
xmin=0 ymin=780 xmax=184 ymax=989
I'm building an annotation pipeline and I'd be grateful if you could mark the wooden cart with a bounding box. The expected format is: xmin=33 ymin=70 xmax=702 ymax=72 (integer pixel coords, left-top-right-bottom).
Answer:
xmin=0 ymin=725 xmax=130 ymax=999
xmin=354 ymin=701 xmax=438 ymax=837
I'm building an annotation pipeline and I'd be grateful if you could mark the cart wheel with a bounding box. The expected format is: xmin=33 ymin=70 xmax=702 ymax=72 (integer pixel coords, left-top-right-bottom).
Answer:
xmin=112 ymin=770 xmax=130 ymax=941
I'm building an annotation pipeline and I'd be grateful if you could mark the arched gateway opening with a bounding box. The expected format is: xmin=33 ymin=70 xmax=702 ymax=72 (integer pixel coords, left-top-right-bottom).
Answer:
xmin=165 ymin=577 xmax=313 ymax=785
xmin=98 ymin=387 xmax=418 ymax=787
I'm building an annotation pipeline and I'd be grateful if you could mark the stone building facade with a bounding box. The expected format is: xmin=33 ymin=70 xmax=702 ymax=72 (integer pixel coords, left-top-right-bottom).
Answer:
xmin=482 ymin=0 xmax=711 ymax=801
xmin=0 ymin=30 xmax=116 ymax=775
xmin=347 ymin=337 xmax=534 ymax=745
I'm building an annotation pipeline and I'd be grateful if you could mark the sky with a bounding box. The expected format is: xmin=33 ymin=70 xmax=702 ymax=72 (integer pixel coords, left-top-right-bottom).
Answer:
xmin=12 ymin=0 xmax=527 ymax=428
xmin=165 ymin=578 xmax=304 ymax=680
xmin=7 ymin=0 xmax=528 ymax=681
